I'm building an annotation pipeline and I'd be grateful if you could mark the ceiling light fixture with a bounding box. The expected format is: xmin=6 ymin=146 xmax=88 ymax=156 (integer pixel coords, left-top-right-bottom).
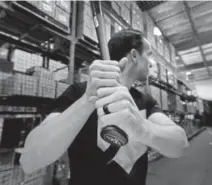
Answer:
xmin=154 ymin=27 xmax=162 ymax=36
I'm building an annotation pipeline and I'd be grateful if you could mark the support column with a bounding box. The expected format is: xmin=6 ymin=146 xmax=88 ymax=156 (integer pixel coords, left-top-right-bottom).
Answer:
xmin=68 ymin=1 xmax=77 ymax=85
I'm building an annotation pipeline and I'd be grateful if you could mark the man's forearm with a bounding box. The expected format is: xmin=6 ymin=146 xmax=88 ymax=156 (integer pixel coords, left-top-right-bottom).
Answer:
xmin=139 ymin=119 xmax=189 ymax=158
xmin=20 ymin=95 xmax=95 ymax=173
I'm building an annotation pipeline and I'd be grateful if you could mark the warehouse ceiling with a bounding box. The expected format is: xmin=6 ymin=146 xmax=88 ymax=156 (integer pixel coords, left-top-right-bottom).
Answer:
xmin=148 ymin=1 xmax=212 ymax=83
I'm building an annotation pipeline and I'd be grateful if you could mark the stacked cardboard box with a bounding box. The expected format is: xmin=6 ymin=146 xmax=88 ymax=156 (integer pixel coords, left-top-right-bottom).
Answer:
xmin=168 ymin=93 xmax=177 ymax=112
xmin=55 ymin=82 xmax=69 ymax=98
xmin=159 ymin=64 xmax=167 ymax=83
xmin=131 ymin=3 xmax=144 ymax=32
xmin=26 ymin=66 xmax=55 ymax=80
xmin=12 ymin=49 xmax=43 ymax=73
xmin=55 ymin=1 xmax=70 ymax=27
xmin=0 ymin=72 xmax=12 ymax=95
xmin=156 ymin=37 xmax=164 ymax=56
xmin=37 ymin=0 xmax=55 ymax=18
xmin=146 ymin=13 xmax=156 ymax=49
xmin=0 ymin=44 xmax=9 ymax=60
xmin=26 ymin=66 xmax=56 ymax=98
xmin=161 ymin=90 xmax=168 ymax=110
xmin=150 ymin=85 xmax=161 ymax=108
xmin=77 ymin=2 xmax=98 ymax=43
xmin=149 ymin=59 xmax=158 ymax=78
xmin=3 ymin=74 xmax=37 ymax=96
xmin=37 ymin=78 xmax=56 ymax=98
xmin=167 ymin=70 xmax=174 ymax=86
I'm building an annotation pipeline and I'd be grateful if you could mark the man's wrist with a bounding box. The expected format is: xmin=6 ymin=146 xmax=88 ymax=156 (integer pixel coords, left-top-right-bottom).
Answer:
xmin=81 ymin=94 xmax=96 ymax=111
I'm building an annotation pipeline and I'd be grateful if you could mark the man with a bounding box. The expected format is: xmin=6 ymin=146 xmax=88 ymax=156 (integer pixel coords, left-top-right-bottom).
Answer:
xmin=20 ymin=29 xmax=189 ymax=185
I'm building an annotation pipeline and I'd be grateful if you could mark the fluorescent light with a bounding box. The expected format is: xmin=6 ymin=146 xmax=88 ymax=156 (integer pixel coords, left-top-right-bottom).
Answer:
xmin=154 ymin=27 xmax=162 ymax=36
xmin=186 ymin=71 xmax=192 ymax=76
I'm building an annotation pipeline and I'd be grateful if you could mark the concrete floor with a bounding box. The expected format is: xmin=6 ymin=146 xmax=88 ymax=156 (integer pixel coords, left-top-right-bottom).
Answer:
xmin=147 ymin=129 xmax=212 ymax=185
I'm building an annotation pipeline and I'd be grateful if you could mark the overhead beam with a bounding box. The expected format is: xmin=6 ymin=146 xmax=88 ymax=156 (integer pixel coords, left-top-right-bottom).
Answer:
xmin=183 ymin=1 xmax=212 ymax=78
xmin=177 ymin=53 xmax=187 ymax=67
xmin=178 ymin=60 xmax=212 ymax=71
xmin=175 ymin=31 xmax=212 ymax=51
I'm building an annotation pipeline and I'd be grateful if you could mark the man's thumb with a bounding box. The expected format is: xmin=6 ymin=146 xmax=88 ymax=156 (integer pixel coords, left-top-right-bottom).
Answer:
xmin=119 ymin=57 xmax=128 ymax=71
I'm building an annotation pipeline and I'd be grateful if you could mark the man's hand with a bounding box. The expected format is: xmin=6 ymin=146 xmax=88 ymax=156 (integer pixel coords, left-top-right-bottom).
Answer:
xmin=95 ymin=86 xmax=145 ymax=139
xmin=84 ymin=60 xmax=121 ymax=104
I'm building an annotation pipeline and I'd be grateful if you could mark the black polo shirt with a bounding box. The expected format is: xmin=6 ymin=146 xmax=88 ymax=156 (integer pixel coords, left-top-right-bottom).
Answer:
xmin=48 ymin=82 xmax=163 ymax=185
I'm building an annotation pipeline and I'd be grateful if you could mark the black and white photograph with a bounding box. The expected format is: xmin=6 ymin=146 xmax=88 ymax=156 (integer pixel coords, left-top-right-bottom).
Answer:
xmin=0 ymin=1 xmax=212 ymax=185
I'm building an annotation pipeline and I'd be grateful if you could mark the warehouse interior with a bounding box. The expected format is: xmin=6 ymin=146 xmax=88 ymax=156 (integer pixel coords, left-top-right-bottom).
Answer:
xmin=0 ymin=1 xmax=212 ymax=185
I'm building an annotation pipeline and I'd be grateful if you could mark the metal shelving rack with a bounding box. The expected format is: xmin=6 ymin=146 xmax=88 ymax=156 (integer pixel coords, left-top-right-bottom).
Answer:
xmin=0 ymin=1 xmax=76 ymax=113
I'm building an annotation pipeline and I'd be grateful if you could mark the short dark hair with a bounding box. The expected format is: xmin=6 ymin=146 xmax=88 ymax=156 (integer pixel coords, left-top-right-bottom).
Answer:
xmin=108 ymin=29 xmax=143 ymax=61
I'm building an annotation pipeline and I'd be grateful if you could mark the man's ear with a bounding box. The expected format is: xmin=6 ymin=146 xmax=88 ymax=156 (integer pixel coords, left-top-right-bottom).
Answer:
xmin=119 ymin=57 xmax=128 ymax=72
xmin=130 ymin=49 xmax=137 ymax=64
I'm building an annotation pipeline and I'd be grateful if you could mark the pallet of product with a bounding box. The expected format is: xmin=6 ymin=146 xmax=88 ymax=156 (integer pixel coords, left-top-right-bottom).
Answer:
xmin=55 ymin=82 xmax=69 ymax=98
xmin=77 ymin=1 xmax=98 ymax=43
xmin=55 ymin=5 xmax=70 ymax=28
xmin=56 ymin=0 xmax=71 ymax=13
xmin=3 ymin=74 xmax=37 ymax=96
xmin=0 ymin=72 xmax=13 ymax=95
xmin=26 ymin=66 xmax=55 ymax=80
xmin=159 ymin=64 xmax=167 ymax=83
xmin=37 ymin=78 xmax=56 ymax=98
xmin=146 ymin=13 xmax=156 ymax=49
xmin=156 ymin=36 xmax=164 ymax=56
xmin=149 ymin=59 xmax=159 ymax=78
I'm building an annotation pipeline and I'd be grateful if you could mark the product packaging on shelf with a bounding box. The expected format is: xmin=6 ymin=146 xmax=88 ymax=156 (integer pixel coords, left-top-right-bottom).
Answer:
xmin=56 ymin=0 xmax=71 ymax=13
xmin=55 ymin=6 xmax=70 ymax=27
xmin=37 ymin=78 xmax=56 ymax=98
xmin=55 ymin=81 xmax=69 ymax=98
xmin=146 ymin=13 xmax=156 ymax=49
xmin=77 ymin=2 xmax=98 ymax=43
xmin=3 ymin=74 xmax=37 ymax=96
xmin=26 ymin=66 xmax=55 ymax=81
xmin=37 ymin=0 xmax=56 ymax=18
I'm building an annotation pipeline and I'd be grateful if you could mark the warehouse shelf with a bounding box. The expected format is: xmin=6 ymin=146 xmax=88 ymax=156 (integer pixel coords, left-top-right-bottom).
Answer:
xmin=0 ymin=1 xmax=72 ymax=63
xmin=0 ymin=30 xmax=70 ymax=63
xmin=10 ymin=1 xmax=70 ymax=34
xmin=0 ymin=95 xmax=54 ymax=107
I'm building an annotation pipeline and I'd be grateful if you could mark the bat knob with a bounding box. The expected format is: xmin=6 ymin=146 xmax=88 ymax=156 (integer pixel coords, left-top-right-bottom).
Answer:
xmin=101 ymin=125 xmax=128 ymax=147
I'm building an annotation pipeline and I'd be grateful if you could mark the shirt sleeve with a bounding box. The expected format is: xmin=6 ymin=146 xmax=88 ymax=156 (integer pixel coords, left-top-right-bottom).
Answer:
xmin=42 ymin=82 xmax=86 ymax=115
xmin=145 ymin=94 xmax=164 ymax=118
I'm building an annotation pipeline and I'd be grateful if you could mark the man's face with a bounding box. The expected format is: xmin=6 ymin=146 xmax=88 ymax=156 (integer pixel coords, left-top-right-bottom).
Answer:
xmin=135 ymin=38 xmax=152 ymax=81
